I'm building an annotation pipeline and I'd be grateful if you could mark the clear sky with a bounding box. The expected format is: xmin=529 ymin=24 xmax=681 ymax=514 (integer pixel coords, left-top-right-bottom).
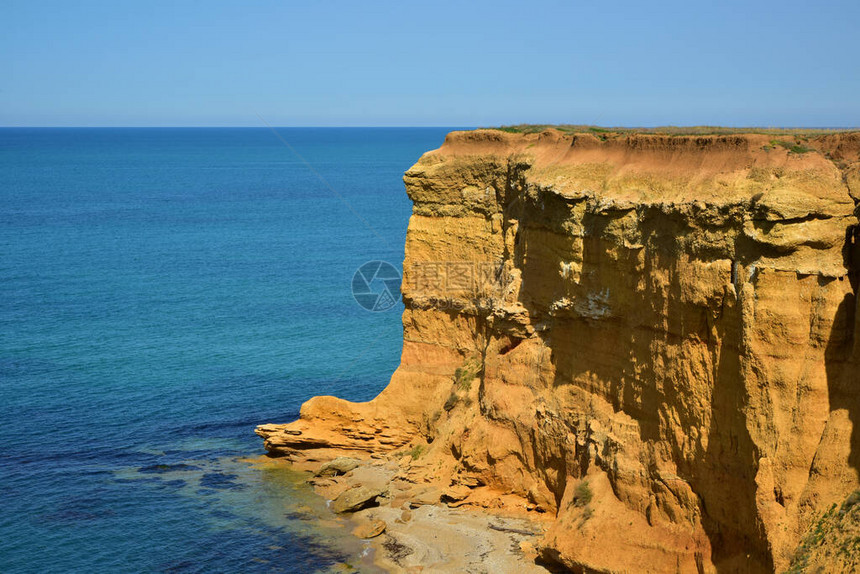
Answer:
xmin=2 ymin=0 xmax=858 ymax=127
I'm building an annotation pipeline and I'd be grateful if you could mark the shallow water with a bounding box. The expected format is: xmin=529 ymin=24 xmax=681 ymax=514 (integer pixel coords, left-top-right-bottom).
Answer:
xmin=0 ymin=127 xmax=455 ymax=573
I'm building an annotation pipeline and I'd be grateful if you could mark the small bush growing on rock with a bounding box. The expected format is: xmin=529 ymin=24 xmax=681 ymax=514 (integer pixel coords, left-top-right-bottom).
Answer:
xmin=580 ymin=506 xmax=594 ymax=524
xmin=770 ymin=139 xmax=815 ymax=154
xmin=453 ymin=358 xmax=481 ymax=391
xmin=408 ymin=444 xmax=425 ymax=460
xmin=444 ymin=392 xmax=458 ymax=411
xmin=429 ymin=409 xmax=442 ymax=425
xmin=574 ymin=480 xmax=592 ymax=507
xmin=572 ymin=480 xmax=595 ymax=528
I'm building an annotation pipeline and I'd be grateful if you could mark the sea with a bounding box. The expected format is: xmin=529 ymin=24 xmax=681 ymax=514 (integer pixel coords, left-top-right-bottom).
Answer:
xmin=0 ymin=127 xmax=457 ymax=573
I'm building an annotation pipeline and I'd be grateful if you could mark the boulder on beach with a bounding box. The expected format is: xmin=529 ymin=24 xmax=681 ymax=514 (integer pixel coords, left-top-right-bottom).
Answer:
xmin=315 ymin=457 xmax=361 ymax=477
xmin=352 ymin=519 xmax=386 ymax=539
xmin=331 ymin=484 xmax=387 ymax=513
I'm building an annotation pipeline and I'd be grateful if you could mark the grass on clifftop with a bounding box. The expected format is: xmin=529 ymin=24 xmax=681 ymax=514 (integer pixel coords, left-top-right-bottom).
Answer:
xmin=766 ymin=139 xmax=816 ymax=154
xmin=489 ymin=125 xmax=857 ymax=137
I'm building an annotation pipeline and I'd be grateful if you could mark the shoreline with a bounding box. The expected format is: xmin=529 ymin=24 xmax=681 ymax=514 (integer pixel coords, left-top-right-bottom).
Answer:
xmin=249 ymin=453 xmax=556 ymax=573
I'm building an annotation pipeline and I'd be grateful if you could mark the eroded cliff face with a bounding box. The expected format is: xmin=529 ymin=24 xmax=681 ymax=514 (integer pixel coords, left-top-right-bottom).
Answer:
xmin=258 ymin=129 xmax=860 ymax=573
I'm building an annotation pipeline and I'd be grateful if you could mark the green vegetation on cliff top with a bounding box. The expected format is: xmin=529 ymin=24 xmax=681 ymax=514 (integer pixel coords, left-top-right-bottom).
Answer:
xmin=489 ymin=125 xmax=857 ymax=137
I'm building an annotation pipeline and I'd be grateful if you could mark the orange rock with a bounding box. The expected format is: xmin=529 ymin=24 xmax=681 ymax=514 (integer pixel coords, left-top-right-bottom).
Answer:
xmin=352 ymin=519 xmax=386 ymax=539
xmin=258 ymin=129 xmax=860 ymax=573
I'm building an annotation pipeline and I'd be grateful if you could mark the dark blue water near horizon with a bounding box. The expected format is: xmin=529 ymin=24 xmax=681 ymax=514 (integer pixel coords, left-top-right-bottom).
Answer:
xmin=0 ymin=128 xmax=458 ymax=573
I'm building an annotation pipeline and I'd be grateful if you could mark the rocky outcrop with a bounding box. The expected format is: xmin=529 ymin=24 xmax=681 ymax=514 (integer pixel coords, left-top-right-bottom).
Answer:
xmin=257 ymin=129 xmax=860 ymax=573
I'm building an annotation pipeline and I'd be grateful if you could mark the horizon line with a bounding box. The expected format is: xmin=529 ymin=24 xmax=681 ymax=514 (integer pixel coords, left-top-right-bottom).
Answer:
xmin=0 ymin=125 xmax=475 ymax=129
xmin=2 ymin=124 xmax=858 ymax=130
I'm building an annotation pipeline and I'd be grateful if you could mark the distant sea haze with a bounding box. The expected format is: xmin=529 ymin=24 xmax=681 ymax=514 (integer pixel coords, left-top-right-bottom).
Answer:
xmin=0 ymin=127 xmax=453 ymax=572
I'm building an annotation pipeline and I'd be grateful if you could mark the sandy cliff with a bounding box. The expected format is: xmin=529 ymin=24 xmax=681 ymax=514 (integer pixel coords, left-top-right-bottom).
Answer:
xmin=258 ymin=129 xmax=860 ymax=573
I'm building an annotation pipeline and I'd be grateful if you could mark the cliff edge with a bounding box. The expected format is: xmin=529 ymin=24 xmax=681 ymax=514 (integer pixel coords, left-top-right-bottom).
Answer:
xmin=258 ymin=128 xmax=860 ymax=573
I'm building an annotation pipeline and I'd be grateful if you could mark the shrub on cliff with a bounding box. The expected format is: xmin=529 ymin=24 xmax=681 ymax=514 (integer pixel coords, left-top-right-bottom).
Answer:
xmin=788 ymin=491 xmax=860 ymax=573
xmin=453 ymin=358 xmax=480 ymax=391
xmin=573 ymin=480 xmax=592 ymax=507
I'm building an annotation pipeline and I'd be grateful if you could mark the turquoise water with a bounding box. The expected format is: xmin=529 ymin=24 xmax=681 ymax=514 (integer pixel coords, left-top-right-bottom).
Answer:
xmin=0 ymin=128 xmax=454 ymax=573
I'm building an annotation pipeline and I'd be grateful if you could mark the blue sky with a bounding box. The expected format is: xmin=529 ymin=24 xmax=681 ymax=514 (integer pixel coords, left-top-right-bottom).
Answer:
xmin=2 ymin=0 xmax=858 ymax=127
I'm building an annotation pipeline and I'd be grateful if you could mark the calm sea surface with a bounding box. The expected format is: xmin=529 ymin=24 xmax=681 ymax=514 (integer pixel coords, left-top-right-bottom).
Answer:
xmin=0 ymin=127 xmax=456 ymax=573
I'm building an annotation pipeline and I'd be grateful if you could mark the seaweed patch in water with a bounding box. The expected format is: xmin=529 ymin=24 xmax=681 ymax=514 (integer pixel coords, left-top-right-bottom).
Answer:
xmin=139 ymin=463 xmax=202 ymax=474
xmin=284 ymin=509 xmax=315 ymax=522
xmin=209 ymin=509 xmax=237 ymax=520
xmin=199 ymin=472 xmax=243 ymax=490
xmin=164 ymin=448 xmax=231 ymax=461
xmin=39 ymin=496 xmax=118 ymax=524
xmin=158 ymin=479 xmax=187 ymax=490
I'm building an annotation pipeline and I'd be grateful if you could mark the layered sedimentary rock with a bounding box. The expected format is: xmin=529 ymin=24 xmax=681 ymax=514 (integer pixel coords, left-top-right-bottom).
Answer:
xmin=258 ymin=129 xmax=860 ymax=573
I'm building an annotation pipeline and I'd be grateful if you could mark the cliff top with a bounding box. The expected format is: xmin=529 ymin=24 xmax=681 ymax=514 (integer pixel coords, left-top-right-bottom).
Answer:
xmin=491 ymin=125 xmax=859 ymax=137
xmin=419 ymin=128 xmax=860 ymax=208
